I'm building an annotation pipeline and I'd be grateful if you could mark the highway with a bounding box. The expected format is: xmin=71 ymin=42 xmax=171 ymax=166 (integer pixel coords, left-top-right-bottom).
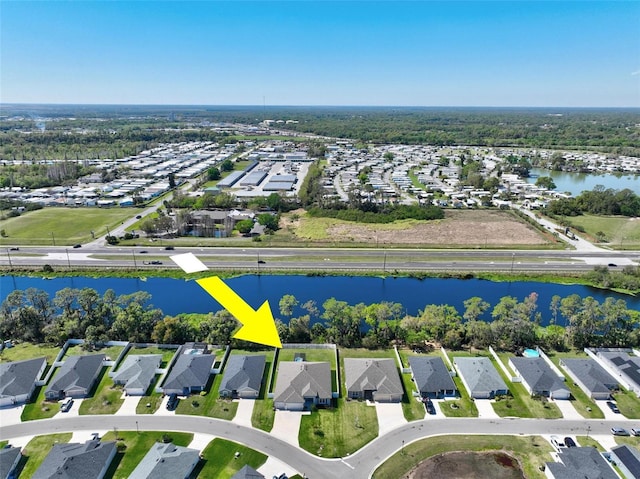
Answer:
xmin=0 ymin=414 xmax=625 ymax=479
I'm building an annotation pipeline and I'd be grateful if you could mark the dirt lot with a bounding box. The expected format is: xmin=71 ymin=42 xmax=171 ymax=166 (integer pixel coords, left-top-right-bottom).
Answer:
xmin=403 ymin=451 xmax=525 ymax=479
xmin=285 ymin=209 xmax=551 ymax=247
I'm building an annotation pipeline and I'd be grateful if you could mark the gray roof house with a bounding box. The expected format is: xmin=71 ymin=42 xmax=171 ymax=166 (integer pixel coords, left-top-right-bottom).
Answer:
xmin=112 ymin=354 xmax=162 ymax=396
xmin=545 ymin=447 xmax=618 ymax=479
xmin=231 ymin=465 xmax=265 ymax=479
xmin=509 ymin=357 xmax=570 ymax=399
xmin=611 ymin=444 xmax=640 ymax=479
xmin=44 ymin=354 xmax=105 ymax=400
xmin=219 ymin=355 xmax=266 ymax=399
xmin=162 ymin=350 xmax=214 ymax=396
xmin=453 ymin=357 xmax=508 ymax=399
xmin=408 ymin=356 xmax=456 ymax=399
xmin=344 ymin=358 xmax=403 ymax=402
xmin=596 ymin=350 xmax=640 ymax=396
xmin=129 ymin=442 xmax=200 ymax=479
xmin=274 ymin=361 xmax=332 ymax=411
xmin=32 ymin=440 xmax=116 ymax=479
xmin=0 ymin=446 xmax=21 ymax=479
xmin=560 ymin=358 xmax=618 ymax=400
xmin=0 ymin=357 xmax=47 ymax=406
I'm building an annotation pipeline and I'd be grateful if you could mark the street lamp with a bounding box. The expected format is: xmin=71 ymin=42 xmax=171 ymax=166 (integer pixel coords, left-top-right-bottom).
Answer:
xmin=132 ymin=249 xmax=137 ymax=270
xmin=65 ymin=249 xmax=71 ymax=270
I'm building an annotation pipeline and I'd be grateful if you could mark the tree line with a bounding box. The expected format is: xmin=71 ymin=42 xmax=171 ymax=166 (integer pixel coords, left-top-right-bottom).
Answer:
xmin=1 ymin=287 xmax=638 ymax=353
xmin=547 ymin=186 xmax=640 ymax=217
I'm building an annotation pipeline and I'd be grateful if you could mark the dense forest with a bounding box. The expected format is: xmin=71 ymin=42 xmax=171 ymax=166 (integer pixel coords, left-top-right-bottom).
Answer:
xmin=2 ymin=105 xmax=638 ymax=160
xmin=547 ymin=186 xmax=640 ymax=217
xmin=1 ymin=286 xmax=639 ymax=354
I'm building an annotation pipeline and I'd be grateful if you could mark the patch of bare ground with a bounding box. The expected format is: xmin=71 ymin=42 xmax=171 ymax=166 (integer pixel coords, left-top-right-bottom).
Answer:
xmin=328 ymin=210 xmax=549 ymax=246
xmin=404 ymin=451 xmax=525 ymax=479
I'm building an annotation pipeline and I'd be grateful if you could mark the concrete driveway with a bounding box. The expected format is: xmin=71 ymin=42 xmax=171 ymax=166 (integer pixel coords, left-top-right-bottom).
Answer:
xmin=258 ymin=456 xmax=299 ymax=479
xmin=154 ymin=395 xmax=176 ymax=416
xmin=592 ymin=434 xmax=618 ymax=451
xmin=474 ymin=399 xmax=499 ymax=418
xmin=115 ymin=393 xmax=140 ymax=415
xmin=0 ymin=405 xmax=25 ymax=426
xmin=188 ymin=432 xmax=216 ymax=451
xmin=374 ymin=402 xmax=406 ymax=435
xmin=552 ymin=399 xmax=583 ymax=420
xmin=595 ymin=400 xmax=625 ymax=420
xmin=233 ymin=399 xmax=255 ymax=428
xmin=271 ymin=410 xmax=309 ymax=447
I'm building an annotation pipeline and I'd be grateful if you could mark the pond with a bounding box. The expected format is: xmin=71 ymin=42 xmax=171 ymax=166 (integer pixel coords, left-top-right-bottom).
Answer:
xmin=1 ymin=274 xmax=637 ymax=325
xmin=527 ymin=168 xmax=640 ymax=196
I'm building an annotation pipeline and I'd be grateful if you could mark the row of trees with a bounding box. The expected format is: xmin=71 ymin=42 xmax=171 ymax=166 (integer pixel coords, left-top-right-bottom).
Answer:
xmin=548 ymin=186 xmax=640 ymax=217
xmin=1 ymin=287 xmax=638 ymax=353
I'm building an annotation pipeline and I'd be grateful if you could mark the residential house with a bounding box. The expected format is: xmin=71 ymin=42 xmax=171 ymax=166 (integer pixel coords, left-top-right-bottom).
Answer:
xmin=595 ymin=350 xmax=640 ymax=396
xmin=32 ymin=440 xmax=116 ymax=479
xmin=231 ymin=465 xmax=265 ymax=479
xmin=129 ymin=442 xmax=200 ymax=479
xmin=560 ymin=358 xmax=618 ymax=400
xmin=112 ymin=354 xmax=162 ymax=396
xmin=611 ymin=444 xmax=640 ymax=479
xmin=509 ymin=357 xmax=570 ymax=399
xmin=408 ymin=356 xmax=456 ymax=399
xmin=218 ymin=355 xmax=266 ymax=399
xmin=162 ymin=344 xmax=214 ymax=396
xmin=44 ymin=354 xmax=105 ymax=400
xmin=0 ymin=446 xmax=21 ymax=479
xmin=453 ymin=357 xmax=508 ymax=399
xmin=0 ymin=357 xmax=47 ymax=406
xmin=273 ymin=361 xmax=332 ymax=411
xmin=545 ymin=447 xmax=618 ymax=479
xmin=343 ymin=358 xmax=403 ymax=402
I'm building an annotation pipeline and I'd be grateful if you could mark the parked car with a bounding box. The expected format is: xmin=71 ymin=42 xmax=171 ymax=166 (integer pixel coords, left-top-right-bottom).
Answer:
xmin=606 ymin=401 xmax=620 ymax=413
xmin=631 ymin=428 xmax=640 ymax=437
xmin=424 ymin=398 xmax=436 ymax=415
xmin=611 ymin=427 xmax=630 ymax=436
xmin=166 ymin=394 xmax=179 ymax=411
xmin=564 ymin=437 xmax=576 ymax=447
xmin=60 ymin=399 xmax=74 ymax=412
xmin=550 ymin=436 xmax=565 ymax=450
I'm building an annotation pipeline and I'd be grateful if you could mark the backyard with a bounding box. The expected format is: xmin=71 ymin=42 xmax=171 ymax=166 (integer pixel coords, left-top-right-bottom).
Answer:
xmin=196 ymin=438 xmax=267 ymax=479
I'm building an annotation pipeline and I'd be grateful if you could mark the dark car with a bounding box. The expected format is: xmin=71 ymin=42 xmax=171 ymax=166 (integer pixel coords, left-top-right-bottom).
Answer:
xmin=136 ymin=215 xmax=142 ymax=219
xmin=608 ymin=263 xmax=617 ymax=267
xmin=150 ymin=260 xmax=162 ymax=265
xmin=564 ymin=437 xmax=576 ymax=447
xmin=424 ymin=398 xmax=436 ymax=415
xmin=139 ymin=250 xmax=148 ymax=254
xmin=164 ymin=246 xmax=175 ymax=250
xmin=258 ymin=260 xmax=266 ymax=264
xmin=607 ymin=401 xmax=620 ymax=413
xmin=73 ymin=244 xmax=82 ymax=248
xmin=166 ymin=394 xmax=179 ymax=411
xmin=8 ymin=247 xmax=19 ymax=251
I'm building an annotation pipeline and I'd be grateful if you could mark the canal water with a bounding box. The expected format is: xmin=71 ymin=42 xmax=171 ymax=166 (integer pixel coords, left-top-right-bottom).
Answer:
xmin=1 ymin=274 xmax=637 ymax=324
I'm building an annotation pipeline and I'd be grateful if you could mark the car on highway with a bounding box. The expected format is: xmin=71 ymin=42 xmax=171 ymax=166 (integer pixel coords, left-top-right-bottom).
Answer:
xmin=60 ymin=398 xmax=74 ymax=412
xmin=564 ymin=437 xmax=576 ymax=447
xmin=139 ymin=250 xmax=148 ymax=254
xmin=8 ymin=247 xmax=19 ymax=251
xmin=611 ymin=427 xmax=630 ymax=436
xmin=150 ymin=260 xmax=162 ymax=265
xmin=73 ymin=244 xmax=82 ymax=248
xmin=258 ymin=260 xmax=266 ymax=264
xmin=608 ymin=263 xmax=617 ymax=267
xmin=136 ymin=215 xmax=142 ymax=219
xmin=164 ymin=246 xmax=174 ymax=250
xmin=606 ymin=401 xmax=620 ymax=413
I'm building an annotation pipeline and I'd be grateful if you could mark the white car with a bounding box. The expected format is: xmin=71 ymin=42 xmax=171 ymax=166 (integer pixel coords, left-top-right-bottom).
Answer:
xmin=550 ymin=435 xmax=565 ymax=450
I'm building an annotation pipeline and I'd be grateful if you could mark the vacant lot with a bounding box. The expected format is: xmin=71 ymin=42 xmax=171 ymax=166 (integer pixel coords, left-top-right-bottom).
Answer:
xmin=405 ymin=451 xmax=524 ymax=479
xmin=281 ymin=209 xmax=552 ymax=247
xmin=0 ymin=207 xmax=136 ymax=245
xmin=563 ymin=214 xmax=640 ymax=249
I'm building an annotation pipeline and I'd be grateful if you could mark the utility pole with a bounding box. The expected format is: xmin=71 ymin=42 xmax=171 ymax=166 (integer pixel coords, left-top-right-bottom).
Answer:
xmin=50 ymin=232 xmax=56 ymax=246
xmin=6 ymin=248 xmax=12 ymax=268
xmin=65 ymin=249 xmax=71 ymax=270
xmin=132 ymin=250 xmax=137 ymax=270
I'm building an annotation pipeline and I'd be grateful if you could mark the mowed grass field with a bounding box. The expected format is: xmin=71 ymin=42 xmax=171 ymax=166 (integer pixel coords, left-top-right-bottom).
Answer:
xmin=566 ymin=214 xmax=640 ymax=249
xmin=0 ymin=207 xmax=136 ymax=246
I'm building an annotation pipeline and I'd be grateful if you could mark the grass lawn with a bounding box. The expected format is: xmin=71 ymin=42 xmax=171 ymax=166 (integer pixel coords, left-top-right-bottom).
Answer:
xmin=0 ymin=342 xmax=61 ymax=364
xmin=612 ymin=389 xmax=640 ymax=419
xmin=175 ymin=374 xmax=238 ymax=420
xmin=127 ymin=345 xmax=177 ymax=368
xmin=0 ymin=207 xmax=136 ymax=246
xmin=339 ymin=348 xmax=397 ymax=359
xmin=102 ymin=431 xmax=193 ymax=479
xmin=495 ymin=352 xmax=562 ymax=419
xmin=545 ymin=351 xmax=604 ymax=419
xmin=195 ymin=438 xmax=267 ymax=479
xmin=372 ymin=435 xmax=553 ymax=479
xmin=439 ymin=375 xmax=478 ymax=418
xmin=565 ymin=214 xmax=640 ymax=249
xmin=298 ymin=398 xmax=378 ymax=457
xmin=18 ymin=433 xmax=72 ymax=478
xmin=250 ymin=351 xmax=277 ymax=432
xmin=65 ymin=344 xmax=124 ymax=361
xmin=400 ymin=372 xmax=425 ymax=421
xmin=278 ymin=347 xmax=337 ymax=391
xmin=79 ymin=367 xmax=125 ymax=415
xmin=576 ymin=436 xmax=605 ymax=451
xmin=21 ymin=386 xmax=59 ymax=421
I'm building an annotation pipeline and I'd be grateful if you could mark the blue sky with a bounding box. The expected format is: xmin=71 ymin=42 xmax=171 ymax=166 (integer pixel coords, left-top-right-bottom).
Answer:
xmin=2 ymin=1 xmax=639 ymax=107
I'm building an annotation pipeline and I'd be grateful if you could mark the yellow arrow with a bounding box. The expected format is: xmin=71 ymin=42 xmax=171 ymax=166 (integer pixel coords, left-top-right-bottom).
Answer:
xmin=196 ymin=276 xmax=282 ymax=349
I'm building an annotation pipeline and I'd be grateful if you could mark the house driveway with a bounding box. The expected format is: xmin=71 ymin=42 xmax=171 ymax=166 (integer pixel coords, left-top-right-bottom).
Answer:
xmin=270 ymin=410 xmax=309 ymax=447
xmin=374 ymin=402 xmax=406 ymax=435
xmin=474 ymin=399 xmax=499 ymax=418
xmin=188 ymin=432 xmax=216 ymax=451
xmin=233 ymin=399 xmax=255 ymax=428
xmin=54 ymin=398 xmax=84 ymax=418
xmin=153 ymin=395 xmax=176 ymax=416
xmin=0 ymin=405 xmax=24 ymax=426
xmin=115 ymin=394 xmax=140 ymax=415
xmin=552 ymin=399 xmax=583 ymax=420
xmin=258 ymin=456 xmax=298 ymax=479
xmin=591 ymin=434 xmax=617 ymax=451
xmin=595 ymin=399 xmax=624 ymax=420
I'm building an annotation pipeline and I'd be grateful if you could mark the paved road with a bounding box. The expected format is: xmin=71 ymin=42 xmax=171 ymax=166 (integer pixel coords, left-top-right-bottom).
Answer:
xmin=0 ymin=415 xmax=626 ymax=479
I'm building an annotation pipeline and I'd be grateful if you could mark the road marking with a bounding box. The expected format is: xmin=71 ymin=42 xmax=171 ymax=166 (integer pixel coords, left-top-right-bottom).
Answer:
xmin=340 ymin=458 xmax=355 ymax=469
